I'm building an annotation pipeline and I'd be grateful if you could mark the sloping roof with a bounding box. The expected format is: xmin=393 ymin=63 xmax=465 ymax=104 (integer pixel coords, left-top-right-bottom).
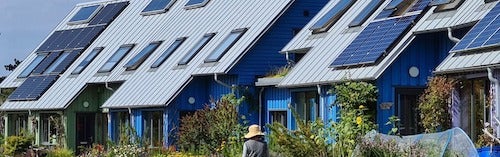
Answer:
xmin=278 ymin=0 xmax=497 ymax=87
xmin=0 ymin=0 xmax=294 ymax=110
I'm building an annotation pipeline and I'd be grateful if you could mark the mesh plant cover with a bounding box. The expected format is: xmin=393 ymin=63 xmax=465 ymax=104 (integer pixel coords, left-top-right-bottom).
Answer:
xmin=353 ymin=128 xmax=478 ymax=157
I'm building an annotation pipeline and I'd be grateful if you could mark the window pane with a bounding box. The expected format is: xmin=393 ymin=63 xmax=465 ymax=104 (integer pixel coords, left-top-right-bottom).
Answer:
xmin=143 ymin=111 xmax=163 ymax=147
xmin=185 ymin=0 xmax=209 ymax=7
xmin=429 ymin=0 xmax=452 ymax=6
xmin=44 ymin=52 xmax=71 ymax=74
xmin=349 ymin=0 xmax=384 ymax=27
xmin=385 ymin=0 xmax=404 ymax=10
xmin=152 ymin=38 xmax=186 ymax=68
xmin=205 ymin=29 xmax=247 ymax=63
xmin=124 ymin=42 xmax=162 ymax=71
xmin=271 ymin=111 xmax=287 ymax=127
xmin=178 ymin=33 xmax=215 ymax=65
xmin=98 ymin=45 xmax=134 ymax=73
xmin=310 ymin=0 xmax=355 ymax=33
xmin=142 ymin=0 xmax=174 ymax=14
xmin=69 ymin=5 xmax=101 ymax=23
xmin=18 ymin=54 xmax=46 ymax=78
xmin=434 ymin=0 xmax=465 ymax=12
xmin=72 ymin=48 xmax=103 ymax=74
xmin=293 ymin=91 xmax=319 ymax=122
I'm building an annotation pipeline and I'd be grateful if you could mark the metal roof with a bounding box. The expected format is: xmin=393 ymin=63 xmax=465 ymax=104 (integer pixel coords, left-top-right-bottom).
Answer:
xmin=278 ymin=0 xmax=497 ymax=87
xmin=0 ymin=0 xmax=293 ymax=110
xmin=435 ymin=49 xmax=500 ymax=74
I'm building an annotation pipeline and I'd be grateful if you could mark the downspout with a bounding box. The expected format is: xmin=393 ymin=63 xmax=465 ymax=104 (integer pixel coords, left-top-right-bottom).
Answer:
xmin=487 ymin=67 xmax=500 ymax=138
xmin=285 ymin=51 xmax=290 ymax=63
xmin=259 ymin=87 xmax=265 ymax=126
xmin=214 ymin=73 xmax=234 ymax=92
xmin=105 ymin=82 xmax=114 ymax=92
xmin=317 ymin=85 xmax=323 ymax=120
xmin=447 ymin=27 xmax=460 ymax=43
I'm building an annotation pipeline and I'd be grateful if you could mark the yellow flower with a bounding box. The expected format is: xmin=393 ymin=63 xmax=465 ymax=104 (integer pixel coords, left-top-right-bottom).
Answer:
xmin=356 ymin=116 xmax=363 ymax=125
xmin=359 ymin=105 xmax=365 ymax=109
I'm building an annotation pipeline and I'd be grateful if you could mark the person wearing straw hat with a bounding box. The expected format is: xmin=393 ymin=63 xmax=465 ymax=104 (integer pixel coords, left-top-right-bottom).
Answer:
xmin=242 ymin=124 xmax=268 ymax=157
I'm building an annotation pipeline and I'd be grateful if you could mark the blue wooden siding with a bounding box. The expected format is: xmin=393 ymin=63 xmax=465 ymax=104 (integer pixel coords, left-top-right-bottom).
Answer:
xmin=230 ymin=0 xmax=329 ymax=85
xmin=376 ymin=31 xmax=462 ymax=133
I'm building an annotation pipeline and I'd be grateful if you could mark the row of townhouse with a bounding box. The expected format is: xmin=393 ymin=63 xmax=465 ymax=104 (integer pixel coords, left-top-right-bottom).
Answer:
xmin=0 ymin=0 xmax=498 ymax=151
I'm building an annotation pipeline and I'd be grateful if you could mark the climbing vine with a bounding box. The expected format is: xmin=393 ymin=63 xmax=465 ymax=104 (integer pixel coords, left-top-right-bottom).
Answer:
xmin=418 ymin=76 xmax=456 ymax=133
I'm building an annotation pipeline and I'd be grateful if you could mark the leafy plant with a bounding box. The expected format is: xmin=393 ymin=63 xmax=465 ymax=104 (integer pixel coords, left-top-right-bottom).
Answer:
xmin=47 ymin=148 xmax=74 ymax=157
xmin=418 ymin=76 xmax=456 ymax=133
xmin=2 ymin=132 xmax=34 ymax=156
xmin=330 ymin=81 xmax=378 ymax=157
xmin=386 ymin=116 xmax=400 ymax=136
xmin=177 ymin=93 xmax=247 ymax=156
xmin=268 ymin=108 xmax=333 ymax=157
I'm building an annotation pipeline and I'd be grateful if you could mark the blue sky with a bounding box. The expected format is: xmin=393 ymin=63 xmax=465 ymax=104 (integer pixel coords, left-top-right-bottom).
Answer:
xmin=0 ymin=0 xmax=95 ymax=76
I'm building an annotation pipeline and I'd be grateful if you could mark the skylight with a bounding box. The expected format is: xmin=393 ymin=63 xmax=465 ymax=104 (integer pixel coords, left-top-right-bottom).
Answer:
xmin=72 ymin=48 xmax=103 ymax=74
xmin=142 ymin=0 xmax=176 ymax=15
xmin=151 ymin=37 xmax=186 ymax=68
xmin=98 ymin=45 xmax=134 ymax=73
xmin=205 ymin=28 xmax=247 ymax=63
xmin=68 ymin=5 xmax=102 ymax=25
xmin=18 ymin=54 xmax=46 ymax=78
xmin=124 ymin=41 xmax=162 ymax=71
xmin=184 ymin=0 xmax=210 ymax=9
xmin=310 ymin=0 xmax=355 ymax=34
xmin=178 ymin=33 xmax=215 ymax=65
xmin=349 ymin=0 xmax=384 ymax=27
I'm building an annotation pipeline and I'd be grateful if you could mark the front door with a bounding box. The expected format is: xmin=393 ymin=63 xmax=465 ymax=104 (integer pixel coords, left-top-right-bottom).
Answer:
xmin=396 ymin=88 xmax=424 ymax=135
xmin=76 ymin=113 xmax=95 ymax=150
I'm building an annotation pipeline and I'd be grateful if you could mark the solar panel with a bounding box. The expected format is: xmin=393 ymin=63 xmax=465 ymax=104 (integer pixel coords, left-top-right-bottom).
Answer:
xmin=89 ymin=2 xmax=129 ymax=26
xmin=142 ymin=0 xmax=175 ymax=15
xmin=31 ymin=52 xmax=62 ymax=74
xmin=7 ymin=75 xmax=59 ymax=101
xmin=331 ymin=15 xmax=418 ymax=67
xmin=451 ymin=3 xmax=500 ymax=52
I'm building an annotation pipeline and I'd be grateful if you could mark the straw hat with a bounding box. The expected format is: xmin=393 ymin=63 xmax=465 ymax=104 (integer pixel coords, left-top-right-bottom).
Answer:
xmin=244 ymin=124 xmax=265 ymax=139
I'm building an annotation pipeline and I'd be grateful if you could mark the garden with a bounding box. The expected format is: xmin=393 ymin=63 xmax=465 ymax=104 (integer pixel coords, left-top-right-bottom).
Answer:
xmin=0 ymin=78 xmax=499 ymax=156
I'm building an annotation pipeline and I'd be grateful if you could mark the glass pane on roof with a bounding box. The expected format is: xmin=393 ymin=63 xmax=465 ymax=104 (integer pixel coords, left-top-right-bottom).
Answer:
xmin=151 ymin=37 xmax=186 ymax=68
xmin=385 ymin=0 xmax=404 ymax=10
xmin=44 ymin=52 xmax=71 ymax=74
xmin=205 ymin=28 xmax=247 ymax=63
xmin=142 ymin=0 xmax=174 ymax=14
xmin=429 ymin=0 xmax=453 ymax=6
xmin=185 ymin=0 xmax=210 ymax=8
xmin=18 ymin=54 xmax=46 ymax=78
xmin=178 ymin=33 xmax=215 ymax=65
xmin=310 ymin=0 xmax=355 ymax=33
xmin=72 ymin=48 xmax=103 ymax=74
xmin=349 ymin=0 xmax=384 ymax=27
xmin=124 ymin=42 xmax=162 ymax=70
xmin=98 ymin=45 xmax=134 ymax=73
xmin=69 ymin=5 xmax=101 ymax=24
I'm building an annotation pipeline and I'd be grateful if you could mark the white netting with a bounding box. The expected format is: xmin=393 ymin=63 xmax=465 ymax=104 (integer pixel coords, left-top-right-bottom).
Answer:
xmin=352 ymin=128 xmax=478 ymax=157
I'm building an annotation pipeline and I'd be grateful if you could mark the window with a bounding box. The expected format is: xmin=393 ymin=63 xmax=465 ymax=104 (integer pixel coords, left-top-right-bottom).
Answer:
xmin=113 ymin=112 xmax=130 ymax=142
xmin=40 ymin=113 xmax=59 ymax=145
xmin=124 ymin=41 xmax=162 ymax=71
xmin=456 ymin=79 xmax=489 ymax=142
xmin=151 ymin=37 xmax=186 ymax=68
xmin=18 ymin=54 xmax=46 ymax=78
xmin=141 ymin=0 xmax=176 ymax=15
xmin=434 ymin=0 xmax=465 ymax=12
xmin=8 ymin=114 xmax=28 ymax=136
xmin=68 ymin=5 xmax=102 ymax=25
xmin=349 ymin=0 xmax=384 ymax=27
xmin=98 ymin=45 xmax=134 ymax=73
xmin=178 ymin=33 xmax=215 ymax=65
xmin=310 ymin=0 xmax=355 ymax=34
xmin=44 ymin=51 xmax=70 ymax=74
xmin=205 ymin=28 xmax=247 ymax=63
xmin=429 ymin=0 xmax=452 ymax=6
xmin=72 ymin=48 xmax=103 ymax=74
xmin=384 ymin=0 xmax=416 ymax=16
xmin=143 ymin=111 xmax=163 ymax=147
xmin=184 ymin=0 xmax=210 ymax=9
xmin=270 ymin=111 xmax=287 ymax=127
xmin=293 ymin=91 xmax=319 ymax=122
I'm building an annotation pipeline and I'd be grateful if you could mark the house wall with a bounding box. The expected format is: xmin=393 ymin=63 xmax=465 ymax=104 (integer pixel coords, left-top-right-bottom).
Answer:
xmin=230 ymin=0 xmax=329 ymax=85
xmin=376 ymin=31 xmax=457 ymax=133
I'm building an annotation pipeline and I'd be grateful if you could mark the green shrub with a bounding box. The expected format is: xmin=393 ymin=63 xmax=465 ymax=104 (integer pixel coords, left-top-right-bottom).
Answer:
xmin=47 ymin=148 xmax=73 ymax=157
xmin=2 ymin=133 xmax=34 ymax=156
xmin=177 ymin=93 xmax=247 ymax=156
xmin=268 ymin=109 xmax=333 ymax=157
xmin=418 ymin=76 xmax=456 ymax=133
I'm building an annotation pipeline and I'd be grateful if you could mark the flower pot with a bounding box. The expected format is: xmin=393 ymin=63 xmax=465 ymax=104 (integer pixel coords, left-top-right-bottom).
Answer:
xmin=478 ymin=146 xmax=500 ymax=157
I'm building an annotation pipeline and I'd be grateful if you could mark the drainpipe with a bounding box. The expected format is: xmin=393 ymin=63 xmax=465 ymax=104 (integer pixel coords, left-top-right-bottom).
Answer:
xmin=105 ymin=82 xmax=114 ymax=92
xmin=447 ymin=27 xmax=460 ymax=43
xmin=285 ymin=51 xmax=290 ymax=62
xmin=258 ymin=87 xmax=265 ymax=126
xmin=317 ymin=85 xmax=323 ymax=120
xmin=214 ymin=73 xmax=234 ymax=92
xmin=487 ymin=67 xmax=500 ymax=138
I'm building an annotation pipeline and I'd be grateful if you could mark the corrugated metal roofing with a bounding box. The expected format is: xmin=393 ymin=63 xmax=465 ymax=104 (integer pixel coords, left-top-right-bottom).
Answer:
xmin=279 ymin=0 xmax=498 ymax=87
xmin=0 ymin=0 xmax=293 ymax=110
xmin=435 ymin=49 xmax=500 ymax=74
